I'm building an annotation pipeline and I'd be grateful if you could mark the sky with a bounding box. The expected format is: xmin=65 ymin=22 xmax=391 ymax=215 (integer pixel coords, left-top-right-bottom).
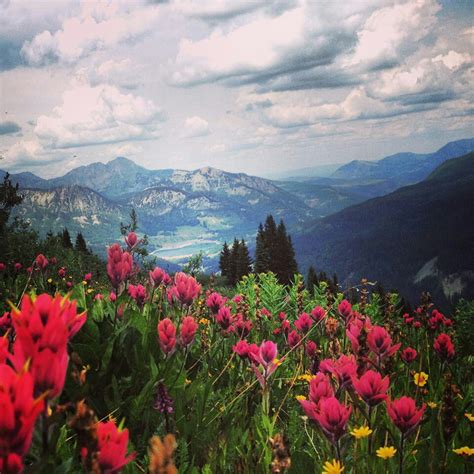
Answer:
xmin=0 ymin=0 xmax=472 ymax=178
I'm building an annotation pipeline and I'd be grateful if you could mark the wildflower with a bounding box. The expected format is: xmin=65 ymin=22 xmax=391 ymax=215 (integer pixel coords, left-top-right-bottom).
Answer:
xmin=312 ymin=397 xmax=352 ymax=444
xmin=0 ymin=454 xmax=24 ymax=473
xmin=322 ymin=459 xmax=344 ymax=474
xmin=453 ymin=446 xmax=474 ymax=456
xmin=433 ymin=333 xmax=455 ymax=360
xmin=109 ymin=291 xmax=117 ymax=302
xmin=0 ymin=262 xmax=5 ymax=272
xmin=376 ymin=446 xmax=397 ymax=459
xmin=149 ymin=267 xmax=171 ymax=287
xmin=148 ymin=434 xmax=178 ymax=474
xmin=96 ymin=420 xmax=136 ymax=472
xmin=323 ymin=354 xmax=357 ymax=389
xmin=367 ymin=326 xmax=401 ymax=359
xmin=128 ymin=284 xmax=147 ymax=308
xmin=414 ymin=372 xmax=429 ymax=387
xmin=249 ymin=341 xmax=279 ymax=388
xmin=352 ymin=370 xmax=390 ymax=407
xmin=306 ymin=340 xmax=317 ymax=358
xmin=288 ymin=330 xmax=301 ymax=349
xmin=180 ymin=316 xmax=198 ymax=348
xmin=84 ymin=272 xmax=92 ymax=281
xmin=106 ymin=244 xmax=133 ymax=289
xmin=47 ymin=278 xmax=53 ymax=284
xmin=14 ymin=262 xmax=22 ymax=272
xmin=295 ymin=312 xmax=313 ymax=333
xmin=350 ymin=426 xmax=373 ymax=439
xmin=298 ymin=373 xmax=313 ymax=383
xmin=338 ymin=299 xmax=352 ymax=323
xmin=206 ymin=292 xmax=225 ymax=313
xmin=58 ymin=267 xmax=66 ymax=278
xmin=232 ymin=340 xmax=258 ymax=360
xmin=465 ymin=413 xmax=474 ymax=422
xmin=386 ymin=396 xmax=426 ymax=435
xmin=35 ymin=254 xmax=48 ymax=269
xmin=311 ymin=306 xmax=326 ymax=322
xmin=157 ymin=319 xmax=176 ymax=355
xmin=346 ymin=316 xmax=372 ymax=355
xmin=400 ymin=347 xmax=417 ymax=364
xmin=0 ymin=312 xmax=11 ymax=333
xmin=169 ymin=272 xmax=201 ymax=306
xmin=295 ymin=395 xmax=307 ymax=401
xmin=0 ymin=363 xmax=44 ymax=465
xmin=309 ymin=372 xmax=334 ymax=404
xmin=154 ymin=382 xmax=173 ymax=414
xmin=428 ymin=402 xmax=438 ymax=409
xmin=199 ymin=317 xmax=209 ymax=325
xmin=124 ymin=231 xmax=138 ymax=249
xmin=234 ymin=313 xmax=252 ymax=337
xmin=216 ymin=306 xmax=233 ymax=330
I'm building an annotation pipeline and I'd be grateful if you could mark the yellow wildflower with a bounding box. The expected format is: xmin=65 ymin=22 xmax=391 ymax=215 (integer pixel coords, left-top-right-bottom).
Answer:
xmin=199 ymin=318 xmax=210 ymax=325
xmin=350 ymin=426 xmax=373 ymax=439
xmin=185 ymin=379 xmax=191 ymax=385
xmin=87 ymin=288 xmax=93 ymax=294
xmin=427 ymin=401 xmax=438 ymax=409
xmin=465 ymin=413 xmax=474 ymax=422
xmin=47 ymin=278 xmax=53 ymax=284
xmin=453 ymin=447 xmax=474 ymax=456
xmin=295 ymin=395 xmax=307 ymax=401
xmin=322 ymin=459 xmax=344 ymax=474
xmin=376 ymin=446 xmax=397 ymax=459
xmin=82 ymin=280 xmax=87 ymax=285
xmin=298 ymin=374 xmax=313 ymax=382
xmin=273 ymin=358 xmax=283 ymax=366
xmin=414 ymin=372 xmax=429 ymax=387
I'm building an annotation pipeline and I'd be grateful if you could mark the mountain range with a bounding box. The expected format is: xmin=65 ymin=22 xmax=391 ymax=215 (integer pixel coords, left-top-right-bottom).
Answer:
xmin=2 ymin=137 xmax=474 ymax=305
xmin=294 ymin=151 xmax=474 ymax=307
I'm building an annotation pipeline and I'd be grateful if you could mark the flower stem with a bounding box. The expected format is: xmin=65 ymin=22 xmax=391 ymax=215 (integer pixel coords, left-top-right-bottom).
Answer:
xmin=399 ymin=433 xmax=405 ymax=474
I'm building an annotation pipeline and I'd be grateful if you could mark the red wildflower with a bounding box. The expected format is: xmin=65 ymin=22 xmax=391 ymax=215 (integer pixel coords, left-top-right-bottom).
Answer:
xmin=106 ymin=244 xmax=133 ymax=289
xmin=400 ymin=347 xmax=418 ymax=364
xmin=346 ymin=316 xmax=372 ymax=354
xmin=288 ymin=330 xmax=301 ymax=349
xmin=96 ymin=420 xmax=136 ymax=473
xmin=180 ymin=316 xmax=198 ymax=348
xmin=433 ymin=333 xmax=455 ymax=360
xmin=321 ymin=354 xmax=357 ymax=389
xmin=234 ymin=313 xmax=252 ymax=337
xmin=14 ymin=263 xmax=22 ymax=272
xmin=84 ymin=272 xmax=92 ymax=282
xmin=367 ymin=326 xmax=401 ymax=359
xmin=295 ymin=313 xmax=313 ymax=333
xmin=206 ymin=292 xmax=225 ymax=313
xmin=312 ymin=396 xmax=352 ymax=444
xmin=250 ymin=341 xmax=279 ymax=388
xmin=128 ymin=284 xmax=147 ymax=308
xmin=352 ymin=370 xmax=390 ymax=407
xmin=305 ymin=340 xmax=317 ymax=359
xmin=386 ymin=396 xmax=426 ymax=435
xmin=0 ymin=312 xmax=11 ymax=333
xmin=338 ymin=299 xmax=353 ymax=323
xmin=149 ymin=267 xmax=171 ymax=287
xmin=311 ymin=306 xmax=326 ymax=322
xmin=0 ymin=453 xmax=23 ymax=473
xmin=308 ymin=372 xmax=334 ymax=404
xmin=124 ymin=231 xmax=138 ymax=249
xmin=58 ymin=267 xmax=66 ymax=278
xmin=35 ymin=254 xmax=48 ymax=269
xmin=157 ymin=319 xmax=176 ymax=355
xmin=216 ymin=306 xmax=233 ymax=330
xmin=169 ymin=272 xmax=201 ymax=306
xmin=0 ymin=263 xmax=5 ymax=272
xmin=0 ymin=364 xmax=44 ymax=463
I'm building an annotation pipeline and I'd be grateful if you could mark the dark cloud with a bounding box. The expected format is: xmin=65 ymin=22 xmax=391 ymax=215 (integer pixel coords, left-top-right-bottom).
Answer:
xmin=0 ymin=39 xmax=25 ymax=71
xmin=0 ymin=121 xmax=21 ymax=135
xmin=394 ymin=90 xmax=456 ymax=106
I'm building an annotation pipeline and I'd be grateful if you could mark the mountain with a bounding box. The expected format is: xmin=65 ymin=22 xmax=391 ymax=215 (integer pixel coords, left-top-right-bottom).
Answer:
xmin=294 ymin=151 xmax=474 ymax=307
xmin=332 ymin=138 xmax=474 ymax=183
xmin=262 ymin=163 xmax=340 ymax=180
xmin=11 ymin=185 xmax=128 ymax=251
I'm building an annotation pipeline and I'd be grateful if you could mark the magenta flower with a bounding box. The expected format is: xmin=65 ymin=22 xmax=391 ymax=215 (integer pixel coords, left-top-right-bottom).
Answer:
xmin=295 ymin=313 xmax=313 ymax=333
xmin=216 ymin=306 xmax=233 ymax=330
xmin=157 ymin=318 xmax=176 ymax=355
xmin=169 ymin=272 xmax=201 ymax=306
xmin=352 ymin=370 xmax=390 ymax=407
xmin=288 ymin=330 xmax=301 ymax=349
xmin=367 ymin=326 xmax=401 ymax=359
xmin=106 ymin=244 xmax=133 ymax=289
xmin=149 ymin=267 xmax=171 ymax=287
xmin=180 ymin=316 xmax=198 ymax=348
xmin=206 ymin=292 xmax=225 ymax=313
xmin=311 ymin=306 xmax=326 ymax=322
xmin=312 ymin=396 xmax=352 ymax=444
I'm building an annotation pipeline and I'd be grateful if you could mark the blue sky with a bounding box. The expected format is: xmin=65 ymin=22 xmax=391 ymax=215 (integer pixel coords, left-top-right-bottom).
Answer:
xmin=0 ymin=0 xmax=472 ymax=178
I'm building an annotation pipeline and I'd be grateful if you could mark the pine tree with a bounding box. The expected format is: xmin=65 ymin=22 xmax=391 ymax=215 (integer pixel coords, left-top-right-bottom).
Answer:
xmin=228 ymin=239 xmax=240 ymax=286
xmin=219 ymin=241 xmax=231 ymax=280
xmin=254 ymin=223 xmax=270 ymax=274
xmin=61 ymin=228 xmax=73 ymax=249
xmin=75 ymin=232 xmax=88 ymax=253
xmin=235 ymin=239 xmax=252 ymax=282
xmin=263 ymin=215 xmax=278 ymax=273
xmin=306 ymin=265 xmax=319 ymax=295
xmin=0 ymin=172 xmax=22 ymax=234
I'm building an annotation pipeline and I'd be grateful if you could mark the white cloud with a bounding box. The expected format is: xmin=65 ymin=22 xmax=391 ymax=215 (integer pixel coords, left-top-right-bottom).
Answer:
xmin=432 ymin=51 xmax=472 ymax=71
xmin=349 ymin=0 xmax=441 ymax=70
xmin=34 ymin=83 xmax=166 ymax=148
xmin=183 ymin=116 xmax=210 ymax=137
xmin=21 ymin=3 xmax=161 ymax=65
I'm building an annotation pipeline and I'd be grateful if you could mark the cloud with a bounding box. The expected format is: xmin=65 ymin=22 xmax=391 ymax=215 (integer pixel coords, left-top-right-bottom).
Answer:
xmin=0 ymin=121 xmax=21 ymax=135
xmin=349 ymin=0 xmax=441 ymax=71
xmin=21 ymin=3 xmax=161 ymax=66
xmin=183 ymin=116 xmax=210 ymax=137
xmin=75 ymin=58 xmax=139 ymax=89
xmin=34 ymin=83 xmax=166 ymax=148
xmin=169 ymin=2 xmax=372 ymax=88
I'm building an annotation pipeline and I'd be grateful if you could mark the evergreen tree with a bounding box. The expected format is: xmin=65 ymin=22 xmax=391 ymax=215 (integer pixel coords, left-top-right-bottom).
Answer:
xmin=235 ymin=239 xmax=252 ymax=282
xmin=75 ymin=232 xmax=88 ymax=253
xmin=219 ymin=241 xmax=231 ymax=279
xmin=263 ymin=215 xmax=278 ymax=273
xmin=228 ymin=239 xmax=240 ymax=286
xmin=306 ymin=265 xmax=319 ymax=294
xmin=60 ymin=228 xmax=73 ymax=249
xmin=254 ymin=223 xmax=270 ymax=274
xmin=0 ymin=172 xmax=23 ymax=235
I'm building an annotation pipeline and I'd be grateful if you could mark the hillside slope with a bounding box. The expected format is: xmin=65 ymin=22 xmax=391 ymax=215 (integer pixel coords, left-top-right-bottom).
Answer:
xmin=294 ymin=152 xmax=474 ymax=306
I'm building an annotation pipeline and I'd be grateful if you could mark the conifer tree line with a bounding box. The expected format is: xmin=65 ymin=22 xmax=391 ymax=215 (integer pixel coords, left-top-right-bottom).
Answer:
xmin=219 ymin=239 xmax=252 ymax=286
xmin=218 ymin=215 xmax=298 ymax=286
xmin=305 ymin=265 xmax=339 ymax=295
